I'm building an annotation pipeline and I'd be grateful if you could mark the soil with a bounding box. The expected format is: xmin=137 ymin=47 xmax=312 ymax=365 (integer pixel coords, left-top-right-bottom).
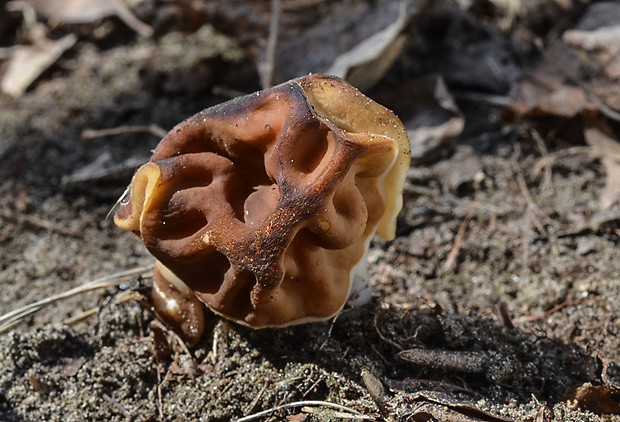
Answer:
xmin=1 ymin=10 xmax=619 ymax=422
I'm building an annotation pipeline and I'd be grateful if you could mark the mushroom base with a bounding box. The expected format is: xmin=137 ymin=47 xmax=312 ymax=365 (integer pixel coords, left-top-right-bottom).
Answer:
xmin=346 ymin=239 xmax=373 ymax=307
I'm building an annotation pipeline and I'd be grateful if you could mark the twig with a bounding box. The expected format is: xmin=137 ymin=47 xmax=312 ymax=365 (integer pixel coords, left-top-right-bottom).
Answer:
xmin=232 ymin=400 xmax=372 ymax=422
xmin=373 ymin=311 xmax=404 ymax=351
xmin=63 ymin=307 xmax=100 ymax=326
xmin=111 ymin=0 xmax=153 ymax=37
xmin=513 ymin=299 xmax=572 ymax=324
xmin=81 ymin=124 xmax=167 ymax=140
xmin=531 ymin=129 xmax=552 ymax=193
xmin=151 ymin=319 xmax=195 ymax=373
xmin=515 ymin=169 xmax=549 ymax=231
xmin=578 ymin=81 xmax=620 ymax=123
xmin=533 ymin=146 xmax=595 ymax=178
xmin=302 ymin=374 xmax=324 ymax=398
xmin=102 ymin=393 xmax=133 ymax=420
xmin=443 ymin=211 xmax=473 ymax=271
xmin=156 ymin=364 xmax=166 ymax=420
xmin=361 ymin=369 xmax=392 ymax=421
xmin=495 ymin=300 xmax=515 ymax=330
xmin=213 ymin=379 xmax=236 ymax=408
xmin=243 ymin=382 xmax=270 ymax=415
xmin=0 ymin=266 xmax=152 ymax=333
xmin=452 ymin=90 xmax=514 ymax=107
xmin=260 ymin=0 xmax=281 ymax=89
xmin=0 ymin=210 xmax=81 ymax=238
xmin=301 ymin=406 xmax=373 ymax=420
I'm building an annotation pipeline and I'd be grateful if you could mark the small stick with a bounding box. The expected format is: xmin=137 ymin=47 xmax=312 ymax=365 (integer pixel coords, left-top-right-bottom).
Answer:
xmin=156 ymin=364 xmax=166 ymax=420
xmin=243 ymin=382 xmax=269 ymax=415
xmin=102 ymin=393 xmax=133 ymax=419
xmin=495 ymin=300 xmax=515 ymax=330
xmin=63 ymin=307 xmax=100 ymax=326
xmin=232 ymin=400 xmax=371 ymax=422
xmin=260 ymin=0 xmax=282 ymax=89
xmin=361 ymin=369 xmax=392 ymax=421
xmin=398 ymin=348 xmax=488 ymax=374
xmin=0 ymin=210 xmax=81 ymax=238
xmin=513 ymin=299 xmax=572 ymax=324
xmin=444 ymin=211 xmax=473 ymax=271
xmin=111 ymin=0 xmax=153 ymax=37
xmin=81 ymin=124 xmax=167 ymax=140
xmin=531 ymin=129 xmax=552 ymax=192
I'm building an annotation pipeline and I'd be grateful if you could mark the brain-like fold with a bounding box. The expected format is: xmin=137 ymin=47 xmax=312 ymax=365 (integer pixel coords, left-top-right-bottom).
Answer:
xmin=115 ymin=75 xmax=410 ymax=328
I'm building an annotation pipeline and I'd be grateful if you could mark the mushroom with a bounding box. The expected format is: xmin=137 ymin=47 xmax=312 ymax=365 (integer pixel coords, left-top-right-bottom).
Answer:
xmin=114 ymin=74 xmax=410 ymax=343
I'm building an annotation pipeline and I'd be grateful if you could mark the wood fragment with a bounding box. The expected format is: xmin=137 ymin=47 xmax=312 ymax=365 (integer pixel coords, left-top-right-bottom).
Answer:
xmin=361 ymin=369 xmax=393 ymax=421
xmin=102 ymin=393 xmax=133 ymax=419
xmin=444 ymin=211 xmax=473 ymax=271
xmin=513 ymin=299 xmax=572 ymax=324
xmin=398 ymin=348 xmax=487 ymax=374
xmin=0 ymin=210 xmax=81 ymax=238
xmin=495 ymin=300 xmax=515 ymax=330
xmin=81 ymin=124 xmax=167 ymax=140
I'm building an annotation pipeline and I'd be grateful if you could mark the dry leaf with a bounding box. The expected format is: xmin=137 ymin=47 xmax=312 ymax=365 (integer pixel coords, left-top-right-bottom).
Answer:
xmin=564 ymin=382 xmax=620 ymax=415
xmin=506 ymin=43 xmax=594 ymax=121
xmin=508 ymin=1 xmax=620 ymax=119
xmin=505 ymin=3 xmax=620 ymax=122
xmin=208 ymin=0 xmax=407 ymax=86
xmin=24 ymin=0 xmax=151 ymax=36
xmin=59 ymin=356 xmax=87 ymax=377
xmin=327 ymin=0 xmax=426 ymax=91
xmin=433 ymin=147 xmax=484 ymax=192
xmin=1 ymin=26 xmax=76 ymax=98
xmin=26 ymin=0 xmax=142 ymax=23
xmin=563 ymin=2 xmax=620 ymax=80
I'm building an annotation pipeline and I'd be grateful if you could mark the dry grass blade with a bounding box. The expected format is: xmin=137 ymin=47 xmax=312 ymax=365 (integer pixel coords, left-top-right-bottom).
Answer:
xmin=232 ymin=400 xmax=373 ymax=422
xmin=0 ymin=265 xmax=153 ymax=333
xmin=260 ymin=0 xmax=281 ymax=89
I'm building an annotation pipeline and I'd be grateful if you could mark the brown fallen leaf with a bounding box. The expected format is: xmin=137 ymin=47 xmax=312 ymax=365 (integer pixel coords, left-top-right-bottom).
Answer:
xmin=563 ymin=382 xmax=620 ymax=416
xmin=59 ymin=356 xmax=87 ymax=377
xmin=0 ymin=25 xmax=76 ymax=98
xmin=507 ymin=2 xmax=620 ymax=123
xmin=286 ymin=414 xmax=309 ymax=422
xmin=505 ymin=43 xmax=594 ymax=122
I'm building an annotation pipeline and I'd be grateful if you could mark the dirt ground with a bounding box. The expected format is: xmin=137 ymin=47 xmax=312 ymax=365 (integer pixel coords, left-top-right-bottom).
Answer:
xmin=1 ymin=1 xmax=619 ymax=421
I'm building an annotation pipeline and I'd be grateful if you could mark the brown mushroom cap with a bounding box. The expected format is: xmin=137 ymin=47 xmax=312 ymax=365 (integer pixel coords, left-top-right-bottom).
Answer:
xmin=115 ymin=74 xmax=410 ymax=329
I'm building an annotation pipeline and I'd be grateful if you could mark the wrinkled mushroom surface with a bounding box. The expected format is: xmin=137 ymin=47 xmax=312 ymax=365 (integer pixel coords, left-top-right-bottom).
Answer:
xmin=115 ymin=74 xmax=410 ymax=330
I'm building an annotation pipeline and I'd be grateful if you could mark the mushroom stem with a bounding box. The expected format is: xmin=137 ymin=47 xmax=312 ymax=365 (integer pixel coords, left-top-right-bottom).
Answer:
xmin=347 ymin=239 xmax=373 ymax=306
xmin=150 ymin=261 xmax=206 ymax=346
